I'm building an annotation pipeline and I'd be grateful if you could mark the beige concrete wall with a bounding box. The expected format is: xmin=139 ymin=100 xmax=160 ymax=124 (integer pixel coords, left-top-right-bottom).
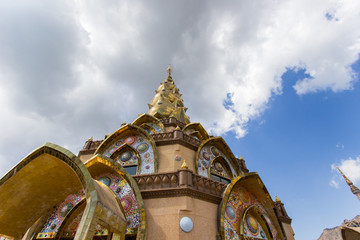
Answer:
xmin=144 ymin=197 xmax=218 ymax=240
xmin=282 ymin=222 xmax=295 ymax=240
xmin=157 ymin=145 xmax=196 ymax=172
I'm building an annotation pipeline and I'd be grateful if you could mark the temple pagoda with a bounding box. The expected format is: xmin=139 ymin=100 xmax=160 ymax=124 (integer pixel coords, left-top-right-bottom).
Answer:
xmin=0 ymin=67 xmax=295 ymax=240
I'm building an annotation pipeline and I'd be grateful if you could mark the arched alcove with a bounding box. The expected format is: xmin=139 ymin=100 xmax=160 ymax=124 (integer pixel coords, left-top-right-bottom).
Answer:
xmin=196 ymin=137 xmax=240 ymax=179
xmin=95 ymin=124 xmax=158 ymax=174
xmin=219 ymin=173 xmax=284 ymax=240
xmin=85 ymin=155 xmax=146 ymax=240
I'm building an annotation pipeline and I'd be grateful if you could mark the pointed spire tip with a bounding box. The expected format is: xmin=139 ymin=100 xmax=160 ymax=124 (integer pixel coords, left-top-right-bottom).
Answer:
xmin=167 ymin=64 xmax=172 ymax=77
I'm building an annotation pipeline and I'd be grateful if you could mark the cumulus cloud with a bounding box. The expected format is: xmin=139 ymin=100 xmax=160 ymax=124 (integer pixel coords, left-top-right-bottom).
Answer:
xmin=0 ymin=0 xmax=360 ymax=176
xmin=330 ymin=179 xmax=340 ymax=188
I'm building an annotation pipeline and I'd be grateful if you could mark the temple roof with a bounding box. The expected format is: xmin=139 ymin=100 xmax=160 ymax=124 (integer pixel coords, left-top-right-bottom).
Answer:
xmin=147 ymin=66 xmax=190 ymax=124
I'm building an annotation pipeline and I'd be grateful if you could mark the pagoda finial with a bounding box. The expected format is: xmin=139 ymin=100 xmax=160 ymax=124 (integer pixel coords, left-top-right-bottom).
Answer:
xmin=181 ymin=159 xmax=189 ymax=169
xmin=337 ymin=167 xmax=353 ymax=185
xmin=147 ymin=66 xmax=191 ymax=124
xmin=167 ymin=65 xmax=172 ymax=77
xmin=275 ymin=195 xmax=281 ymax=202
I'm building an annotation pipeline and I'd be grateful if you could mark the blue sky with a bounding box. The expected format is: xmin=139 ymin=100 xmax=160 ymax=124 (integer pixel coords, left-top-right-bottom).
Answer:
xmin=0 ymin=1 xmax=360 ymax=239
xmin=224 ymin=62 xmax=360 ymax=239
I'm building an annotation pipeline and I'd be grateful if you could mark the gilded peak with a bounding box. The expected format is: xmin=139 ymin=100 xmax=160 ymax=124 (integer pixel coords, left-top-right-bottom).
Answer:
xmin=181 ymin=159 xmax=189 ymax=169
xmin=148 ymin=66 xmax=191 ymax=124
xmin=337 ymin=167 xmax=353 ymax=185
xmin=275 ymin=195 xmax=281 ymax=202
xmin=167 ymin=65 xmax=172 ymax=77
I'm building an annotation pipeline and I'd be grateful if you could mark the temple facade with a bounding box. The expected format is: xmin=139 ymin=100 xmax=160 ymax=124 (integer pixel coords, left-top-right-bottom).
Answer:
xmin=0 ymin=67 xmax=295 ymax=240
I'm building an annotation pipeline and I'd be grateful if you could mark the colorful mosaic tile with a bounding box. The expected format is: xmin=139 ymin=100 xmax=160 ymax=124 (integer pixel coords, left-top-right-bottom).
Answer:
xmin=37 ymin=191 xmax=84 ymax=238
xmin=145 ymin=122 xmax=163 ymax=133
xmin=210 ymin=161 xmax=230 ymax=178
xmin=223 ymin=185 xmax=279 ymax=240
xmin=105 ymin=135 xmax=155 ymax=174
xmin=62 ymin=212 xmax=83 ymax=237
xmin=197 ymin=145 xmax=235 ymax=178
xmin=95 ymin=173 xmax=140 ymax=232
xmin=243 ymin=214 xmax=267 ymax=239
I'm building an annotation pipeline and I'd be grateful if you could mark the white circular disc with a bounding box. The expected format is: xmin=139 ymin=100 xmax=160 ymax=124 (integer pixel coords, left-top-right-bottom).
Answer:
xmin=180 ymin=216 xmax=193 ymax=232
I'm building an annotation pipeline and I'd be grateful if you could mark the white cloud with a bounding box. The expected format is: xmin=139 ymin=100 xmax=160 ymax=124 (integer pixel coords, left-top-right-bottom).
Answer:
xmin=1 ymin=0 xmax=360 ymax=175
xmin=330 ymin=178 xmax=340 ymax=188
xmin=336 ymin=143 xmax=345 ymax=149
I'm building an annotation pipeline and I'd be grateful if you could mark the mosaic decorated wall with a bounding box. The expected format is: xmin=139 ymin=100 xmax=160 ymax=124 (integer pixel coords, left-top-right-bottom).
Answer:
xmin=210 ymin=161 xmax=231 ymax=179
xmin=243 ymin=214 xmax=268 ymax=239
xmin=36 ymin=171 xmax=141 ymax=238
xmin=141 ymin=122 xmax=163 ymax=134
xmin=197 ymin=145 xmax=235 ymax=178
xmin=223 ymin=185 xmax=279 ymax=240
xmin=36 ymin=191 xmax=84 ymax=239
xmin=60 ymin=210 xmax=108 ymax=238
xmin=96 ymin=173 xmax=140 ymax=235
xmin=104 ymin=135 xmax=155 ymax=174
xmin=184 ymin=129 xmax=200 ymax=140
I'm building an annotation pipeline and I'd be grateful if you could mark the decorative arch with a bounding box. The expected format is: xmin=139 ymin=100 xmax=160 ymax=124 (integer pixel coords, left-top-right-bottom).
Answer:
xmin=110 ymin=144 xmax=141 ymax=175
xmin=95 ymin=124 xmax=158 ymax=174
xmin=196 ymin=137 xmax=240 ymax=178
xmin=35 ymin=191 xmax=85 ymax=238
xmin=219 ymin=173 xmax=284 ymax=240
xmin=182 ymin=122 xmax=209 ymax=141
xmin=132 ymin=113 xmax=165 ymax=133
xmin=240 ymin=205 xmax=273 ymax=239
xmin=208 ymin=156 xmax=233 ymax=183
xmin=53 ymin=198 xmax=87 ymax=239
xmin=0 ymin=143 xmax=98 ymax=239
xmin=85 ymin=155 xmax=147 ymax=240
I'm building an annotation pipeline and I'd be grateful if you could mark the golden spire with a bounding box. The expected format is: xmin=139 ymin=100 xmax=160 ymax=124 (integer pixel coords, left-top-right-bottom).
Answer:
xmin=181 ymin=159 xmax=189 ymax=169
xmin=337 ymin=167 xmax=352 ymax=185
xmin=167 ymin=65 xmax=172 ymax=77
xmin=87 ymin=136 xmax=93 ymax=141
xmin=275 ymin=195 xmax=281 ymax=202
xmin=337 ymin=167 xmax=360 ymax=200
xmin=147 ymin=66 xmax=190 ymax=124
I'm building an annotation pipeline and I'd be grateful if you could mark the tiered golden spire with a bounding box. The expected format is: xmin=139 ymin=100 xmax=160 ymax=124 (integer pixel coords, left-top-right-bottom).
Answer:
xmin=337 ymin=167 xmax=360 ymax=200
xmin=148 ymin=66 xmax=190 ymax=124
xmin=337 ymin=167 xmax=353 ymax=185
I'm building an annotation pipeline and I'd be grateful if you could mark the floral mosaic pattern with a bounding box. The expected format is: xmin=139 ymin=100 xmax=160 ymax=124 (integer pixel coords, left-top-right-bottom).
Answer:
xmin=197 ymin=145 xmax=235 ymax=178
xmin=36 ymin=191 xmax=84 ymax=239
xmin=61 ymin=210 xmax=108 ymax=238
xmin=223 ymin=186 xmax=278 ymax=240
xmin=145 ymin=122 xmax=163 ymax=133
xmin=210 ymin=161 xmax=230 ymax=179
xmin=243 ymin=214 xmax=267 ymax=239
xmin=61 ymin=212 xmax=83 ymax=238
xmin=96 ymin=173 xmax=140 ymax=234
xmin=105 ymin=135 xmax=155 ymax=174
xmin=117 ymin=150 xmax=139 ymax=167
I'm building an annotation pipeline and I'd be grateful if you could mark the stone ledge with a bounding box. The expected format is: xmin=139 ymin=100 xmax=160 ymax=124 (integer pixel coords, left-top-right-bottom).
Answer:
xmin=152 ymin=130 xmax=202 ymax=151
xmin=133 ymin=170 xmax=227 ymax=204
